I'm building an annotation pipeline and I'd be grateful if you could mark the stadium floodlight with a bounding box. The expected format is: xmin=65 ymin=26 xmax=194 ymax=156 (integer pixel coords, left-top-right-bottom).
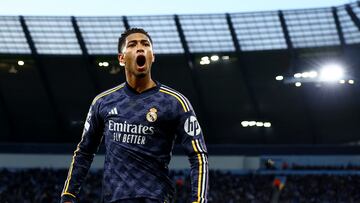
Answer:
xmin=17 ymin=60 xmax=24 ymax=66
xmin=210 ymin=55 xmax=219 ymax=61
xmin=200 ymin=56 xmax=211 ymax=65
xmin=249 ymin=121 xmax=256 ymax=126
xmin=294 ymin=73 xmax=302 ymax=78
xmin=201 ymin=56 xmax=209 ymax=61
xmin=295 ymin=82 xmax=301 ymax=87
xmin=264 ymin=122 xmax=271 ymax=128
xmin=308 ymin=71 xmax=318 ymax=78
xmin=98 ymin=62 xmax=103 ymax=66
xmin=222 ymin=56 xmax=230 ymax=60
xmin=200 ymin=60 xmax=210 ymax=65
xmin=102 ymin=62 xmax=109 ymax=67
xmin=301 ymin=72 xmax=310 ymax=78
xmin=241 ymin=121 xmax=249 ymax=127
xmin=348 ymin=80 xmax=354 ymax=84
xmin=339 ymin=80 xmax=345 ymax=84
xmin=319 ymin=64 xmax=344 ymax=82
xmin=275 ymin=75 xmax=283 ymax=81
xmin=242 ymin=120 xmax=272 ymax=128
xmin=256 ymin=122 xmax=264 ymax=127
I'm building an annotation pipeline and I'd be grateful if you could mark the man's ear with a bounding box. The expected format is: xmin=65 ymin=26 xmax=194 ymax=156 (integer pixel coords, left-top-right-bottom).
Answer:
xmin=118 ymin=53 xmax=125 ymax=67
xmin=152 ymin=53 xmax=155 ymax=63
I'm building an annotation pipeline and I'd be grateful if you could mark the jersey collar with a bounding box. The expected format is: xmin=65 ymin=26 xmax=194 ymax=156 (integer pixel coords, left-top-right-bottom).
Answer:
xmin=124 ymin=80 xmax=160 ymax=98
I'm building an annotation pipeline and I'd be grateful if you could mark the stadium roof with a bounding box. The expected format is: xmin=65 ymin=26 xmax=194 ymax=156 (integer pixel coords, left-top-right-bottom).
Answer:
xmin=0 ymin=2 xmax=359 ymax=55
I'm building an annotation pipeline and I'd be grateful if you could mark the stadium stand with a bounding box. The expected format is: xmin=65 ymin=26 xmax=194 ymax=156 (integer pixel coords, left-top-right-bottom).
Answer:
xmin=1 ymin=169 xmax=360 ymax=202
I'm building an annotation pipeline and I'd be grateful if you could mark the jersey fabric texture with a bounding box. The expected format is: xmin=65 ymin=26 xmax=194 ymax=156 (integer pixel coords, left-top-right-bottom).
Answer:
xmin=61 ymin=81 xmax=209 ymax=203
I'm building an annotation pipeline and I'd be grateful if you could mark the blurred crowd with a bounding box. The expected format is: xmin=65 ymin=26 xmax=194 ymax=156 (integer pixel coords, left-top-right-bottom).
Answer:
xmin=0 ymin=168 xmax=360 ymax=203
xmin=291 ymin=164 xmax=360 ymax=170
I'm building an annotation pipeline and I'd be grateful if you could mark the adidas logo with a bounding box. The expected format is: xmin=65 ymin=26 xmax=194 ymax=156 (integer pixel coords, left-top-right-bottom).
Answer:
xmin=108 ymin=107 xmax=118 ymax=115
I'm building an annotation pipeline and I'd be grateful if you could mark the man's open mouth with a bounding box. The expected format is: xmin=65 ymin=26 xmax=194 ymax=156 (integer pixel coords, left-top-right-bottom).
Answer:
xmin=136 ymin=55 xmax=146 ymax=67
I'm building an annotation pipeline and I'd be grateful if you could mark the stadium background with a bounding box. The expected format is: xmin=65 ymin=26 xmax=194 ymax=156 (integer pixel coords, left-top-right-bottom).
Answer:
xmin=1 ymin=1 xmax=360 ymax=202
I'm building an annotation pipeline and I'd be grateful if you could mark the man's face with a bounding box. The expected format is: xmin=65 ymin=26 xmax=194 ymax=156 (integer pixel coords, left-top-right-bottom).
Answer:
xmin=118 ymin=33 xmax=155 ymax=78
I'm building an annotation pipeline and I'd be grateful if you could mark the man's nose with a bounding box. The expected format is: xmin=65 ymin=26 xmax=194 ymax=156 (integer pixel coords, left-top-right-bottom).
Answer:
xmin=136 ymin=49 xmax=145 ymax=53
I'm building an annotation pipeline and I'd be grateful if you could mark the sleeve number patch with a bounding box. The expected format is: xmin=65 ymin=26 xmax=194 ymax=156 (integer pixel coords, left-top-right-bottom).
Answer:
xmin=184 ymin=116 xmax=201 ymax=136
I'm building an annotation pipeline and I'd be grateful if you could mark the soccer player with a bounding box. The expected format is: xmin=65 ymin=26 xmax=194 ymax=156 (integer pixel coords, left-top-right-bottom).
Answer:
xmin=60 ymin=28 xmax=209 ymax=203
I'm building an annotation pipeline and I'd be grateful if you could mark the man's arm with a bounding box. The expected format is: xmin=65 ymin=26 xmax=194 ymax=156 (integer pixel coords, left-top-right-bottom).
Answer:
xmin=61 ymin=99 xmax=104 ymax=203
xmin=176 ymin=101 xmax=209 ymax=203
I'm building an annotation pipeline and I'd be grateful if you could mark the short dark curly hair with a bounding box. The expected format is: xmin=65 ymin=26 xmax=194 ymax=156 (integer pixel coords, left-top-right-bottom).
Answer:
xmin=118 ymin=28 xmax=153 ymax=53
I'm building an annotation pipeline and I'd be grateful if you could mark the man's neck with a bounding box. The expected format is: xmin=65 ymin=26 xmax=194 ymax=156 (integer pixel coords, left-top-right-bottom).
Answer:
xmin=126 ymin=75 xmax=156 ymax=93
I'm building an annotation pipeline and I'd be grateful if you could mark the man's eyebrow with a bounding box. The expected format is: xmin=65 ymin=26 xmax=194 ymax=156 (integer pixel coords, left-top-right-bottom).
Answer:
xmin=127 ymin=39 xmax=150 ymax=44
xmin=127 ymin=40 xmax=137 ymax=44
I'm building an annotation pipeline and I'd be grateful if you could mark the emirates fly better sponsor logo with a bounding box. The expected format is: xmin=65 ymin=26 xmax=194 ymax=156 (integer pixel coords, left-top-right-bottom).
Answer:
xmin=108 ymin=120 xmax=154 ymax=145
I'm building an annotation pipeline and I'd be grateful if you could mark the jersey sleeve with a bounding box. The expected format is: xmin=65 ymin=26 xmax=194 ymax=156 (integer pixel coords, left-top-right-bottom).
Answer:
xmin=61 ymin=98 xmax=104 ymax=201
xmin=175 ymin=99 xmax=209 ymax=203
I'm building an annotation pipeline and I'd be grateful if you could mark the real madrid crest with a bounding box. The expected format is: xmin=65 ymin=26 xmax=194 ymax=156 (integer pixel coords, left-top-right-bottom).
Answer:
xmin=146 ymin=107 xmax=158 ymax=122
